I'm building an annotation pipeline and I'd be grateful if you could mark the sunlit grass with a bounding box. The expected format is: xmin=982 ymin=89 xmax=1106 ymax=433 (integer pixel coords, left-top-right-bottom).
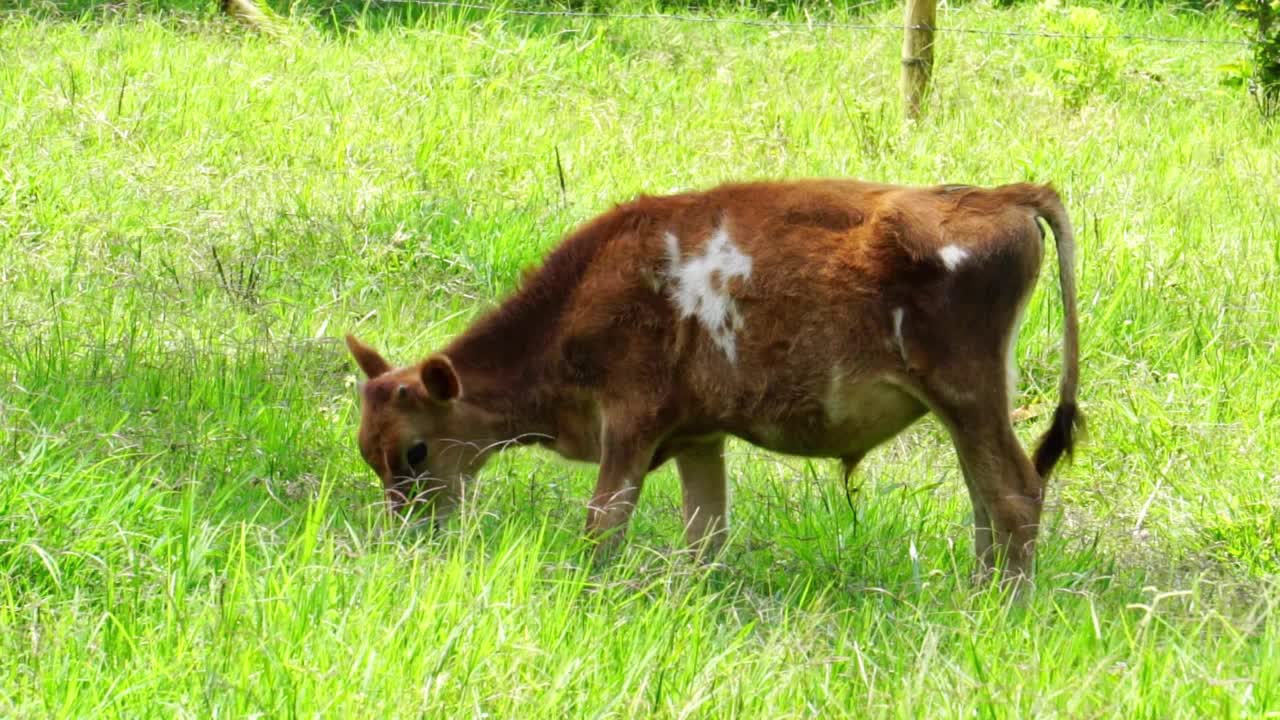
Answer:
xmin=1 ymin=0 xmax=1278 ymax=716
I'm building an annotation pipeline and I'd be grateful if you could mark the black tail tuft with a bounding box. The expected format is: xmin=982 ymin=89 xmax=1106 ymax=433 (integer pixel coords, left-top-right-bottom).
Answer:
xmin=1033 ymin=402 xmax=1083 ymax=479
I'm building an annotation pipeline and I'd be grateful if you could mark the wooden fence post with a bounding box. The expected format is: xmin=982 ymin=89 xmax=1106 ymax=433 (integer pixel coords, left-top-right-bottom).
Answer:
xmin=901 ymin=0 xmax=937 ymax=120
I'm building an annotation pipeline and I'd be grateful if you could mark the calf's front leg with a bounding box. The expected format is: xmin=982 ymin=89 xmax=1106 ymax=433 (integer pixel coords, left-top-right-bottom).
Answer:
xmin=585 ymin=423 xmax=657 ymax=557
xmin=675 ymin=437 xmax=728 ymax=556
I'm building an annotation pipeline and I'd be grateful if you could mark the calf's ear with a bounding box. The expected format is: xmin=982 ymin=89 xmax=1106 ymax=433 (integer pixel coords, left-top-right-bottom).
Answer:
xmin=422 ymin=354 xmax=462 ymax=403
xmin=346 ymin=334 xmax=392 ymax=379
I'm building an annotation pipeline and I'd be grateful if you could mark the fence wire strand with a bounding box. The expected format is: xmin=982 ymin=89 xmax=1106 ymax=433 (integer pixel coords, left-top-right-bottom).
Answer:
xmin=369 ymin=0 xmax=1255 ymax=47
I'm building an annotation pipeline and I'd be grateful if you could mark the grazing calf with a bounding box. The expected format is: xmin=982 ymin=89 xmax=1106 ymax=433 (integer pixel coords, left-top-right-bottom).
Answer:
xmin=345 ymin=178 xmax=1082 ymax=583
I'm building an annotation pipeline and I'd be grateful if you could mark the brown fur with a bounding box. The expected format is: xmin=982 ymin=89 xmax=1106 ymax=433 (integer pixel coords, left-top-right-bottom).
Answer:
xmin=345 ymin=178 xmax=1083 ymax=587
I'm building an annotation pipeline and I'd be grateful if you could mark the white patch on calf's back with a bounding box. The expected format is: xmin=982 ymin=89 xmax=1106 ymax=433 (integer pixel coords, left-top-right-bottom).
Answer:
xmin=938 ymin=244 xmax=969 ymax=271
xmin=664 ymin=221 xmax=753 ymax=363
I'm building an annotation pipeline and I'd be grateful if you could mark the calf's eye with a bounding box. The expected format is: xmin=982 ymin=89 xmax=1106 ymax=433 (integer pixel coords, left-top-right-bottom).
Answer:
xmin=406 ymin=442 xmax=428 ymax=468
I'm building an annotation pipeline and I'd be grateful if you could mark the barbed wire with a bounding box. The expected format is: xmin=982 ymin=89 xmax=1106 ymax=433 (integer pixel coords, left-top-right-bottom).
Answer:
xmin=369 ymin=0 xmax=1256 ymax=47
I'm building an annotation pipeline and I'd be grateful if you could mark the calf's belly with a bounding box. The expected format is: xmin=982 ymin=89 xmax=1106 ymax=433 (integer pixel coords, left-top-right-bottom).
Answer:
xmin=736 ymin=381 xmax=928 ymax=459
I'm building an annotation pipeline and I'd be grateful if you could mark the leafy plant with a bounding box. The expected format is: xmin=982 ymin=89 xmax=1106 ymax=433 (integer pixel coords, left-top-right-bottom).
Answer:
xmin=1031 ymin=1 xmax=1132 ymax=108
xmin=1233 ymin=0 xmax=1280 ymax=118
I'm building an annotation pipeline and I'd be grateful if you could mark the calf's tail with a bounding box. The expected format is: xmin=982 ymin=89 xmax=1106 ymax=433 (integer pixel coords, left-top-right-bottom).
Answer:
xmin=1026 ymin=185 xmax=1083 ymax=479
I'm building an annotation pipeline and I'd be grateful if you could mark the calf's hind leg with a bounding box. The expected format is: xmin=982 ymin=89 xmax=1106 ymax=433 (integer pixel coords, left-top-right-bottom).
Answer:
xmin=934 ymin=394 xmax=1045 ymax=586
xmin=965 ymin=479 xmax=996 ymax=582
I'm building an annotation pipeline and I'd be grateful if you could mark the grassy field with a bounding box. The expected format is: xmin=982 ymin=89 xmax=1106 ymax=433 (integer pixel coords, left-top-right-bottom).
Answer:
xmin=2 ymin=0 xmax=1279 ymax=716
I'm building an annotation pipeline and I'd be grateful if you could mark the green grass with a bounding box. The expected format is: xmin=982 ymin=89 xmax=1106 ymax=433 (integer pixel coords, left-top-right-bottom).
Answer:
xmin=2 ymin=0 xmax=1279 ymax=716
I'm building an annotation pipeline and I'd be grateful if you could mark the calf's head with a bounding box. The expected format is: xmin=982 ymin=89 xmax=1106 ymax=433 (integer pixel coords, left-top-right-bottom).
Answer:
xmin=344 ymin=334 xmax=489 ymax=522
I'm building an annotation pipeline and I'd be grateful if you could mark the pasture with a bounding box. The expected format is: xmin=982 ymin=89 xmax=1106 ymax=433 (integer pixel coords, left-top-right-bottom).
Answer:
xmin=1 ymin=0 xmax=1278 ymax=716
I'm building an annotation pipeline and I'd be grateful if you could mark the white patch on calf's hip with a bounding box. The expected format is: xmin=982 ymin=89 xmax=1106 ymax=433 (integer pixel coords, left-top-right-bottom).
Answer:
xmin=891 ymin=307 xmax=908 ymax=365
xmin=1006 ymin=300 xmax=1028 ymax=410
xmin=938 ymin=244 xmax=969 ymax=271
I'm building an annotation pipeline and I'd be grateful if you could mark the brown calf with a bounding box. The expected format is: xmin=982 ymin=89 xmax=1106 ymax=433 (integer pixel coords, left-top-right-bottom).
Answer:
xmin=345 ymin=178 xmax=1082 ymax=583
